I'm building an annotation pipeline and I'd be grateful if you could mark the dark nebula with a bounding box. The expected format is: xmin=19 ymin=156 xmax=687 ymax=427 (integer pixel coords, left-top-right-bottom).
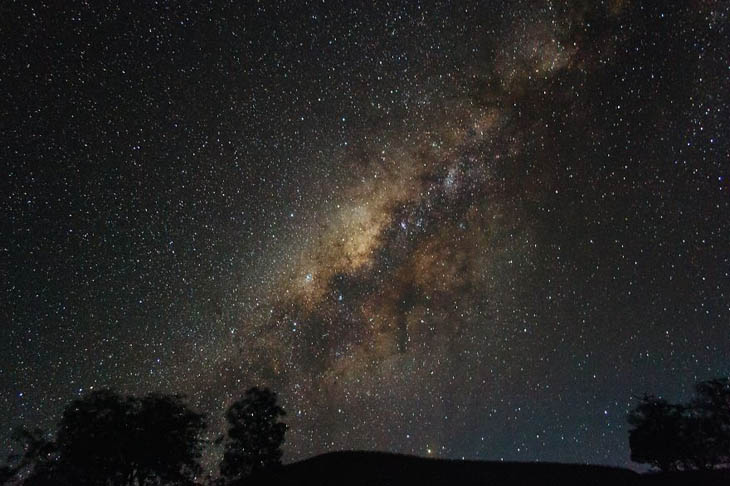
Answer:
xmin=2 ymin=0 xmax=728 ymax=470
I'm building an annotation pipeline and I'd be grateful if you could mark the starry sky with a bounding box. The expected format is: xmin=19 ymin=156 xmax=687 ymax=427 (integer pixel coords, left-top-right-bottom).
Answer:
xmin=2 ymin=0 xmax=728 ymax=470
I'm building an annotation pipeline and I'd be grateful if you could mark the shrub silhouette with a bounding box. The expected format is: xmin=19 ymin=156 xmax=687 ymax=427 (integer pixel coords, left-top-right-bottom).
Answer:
xmin=220 ymin=387 xmax=287 ymax=484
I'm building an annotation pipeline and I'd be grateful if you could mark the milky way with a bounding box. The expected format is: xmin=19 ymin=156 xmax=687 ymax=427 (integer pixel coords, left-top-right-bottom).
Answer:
xmin=3 ymin=0 xmax=728 ymax=470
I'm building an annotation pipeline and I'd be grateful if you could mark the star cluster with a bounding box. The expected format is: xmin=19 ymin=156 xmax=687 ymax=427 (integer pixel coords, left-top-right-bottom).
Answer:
xmin=2 ymin=0 xmax=728 ymax=470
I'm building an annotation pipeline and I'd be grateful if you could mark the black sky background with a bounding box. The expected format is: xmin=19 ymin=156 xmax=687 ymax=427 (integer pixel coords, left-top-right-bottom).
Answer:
xmin=2 ymin=0 xmax=729 ymax=470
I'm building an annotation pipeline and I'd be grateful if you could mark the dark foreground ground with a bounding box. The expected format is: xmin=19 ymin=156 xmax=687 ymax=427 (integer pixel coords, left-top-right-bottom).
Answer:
xmin=247 ymin=451 xmax=730 ymax=486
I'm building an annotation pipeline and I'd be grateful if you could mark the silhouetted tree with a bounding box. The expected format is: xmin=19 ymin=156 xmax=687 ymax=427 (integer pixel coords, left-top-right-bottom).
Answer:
xmin=627 ymin=395 xmax=686 ymax=471
xmin=628 ymin=378 xmax=730 ymax=471
xmin=220 ymin=387 xmax=286 ymax=483
xmin=686 ymin=378 xmax=730 ymax=469
xmin=22 ymin=389 xmax=206 ymax=486
xmin=51 ymin=389 xmax=133 ymax=485
xmin=131 ymin=393 xmax=208 ymax=485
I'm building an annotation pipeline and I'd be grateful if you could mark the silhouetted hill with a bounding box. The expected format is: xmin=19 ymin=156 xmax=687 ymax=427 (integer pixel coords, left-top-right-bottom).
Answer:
xmin=640 ymin=469 xmax=730 ymax=486
xmin=244 ymin=451 xmax=730 ymax=486
xmin=252 ymin=450 xmax=640 ymax=486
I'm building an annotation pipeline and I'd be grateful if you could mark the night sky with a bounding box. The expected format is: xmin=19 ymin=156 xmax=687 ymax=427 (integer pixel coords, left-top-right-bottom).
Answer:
xmin=2 ymin=0 xmax=728 ymax=470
